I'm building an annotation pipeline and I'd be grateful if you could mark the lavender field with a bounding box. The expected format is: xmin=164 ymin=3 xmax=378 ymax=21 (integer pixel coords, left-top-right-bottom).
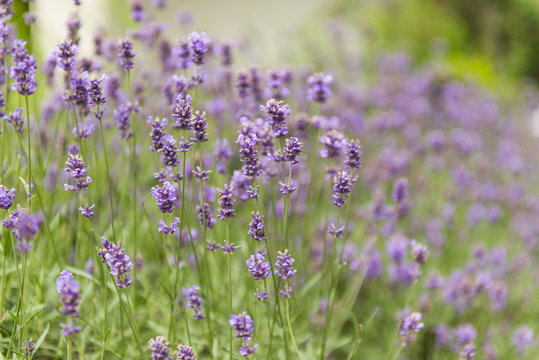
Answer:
xmin=1 ymin=0 xmax=539 ymax=359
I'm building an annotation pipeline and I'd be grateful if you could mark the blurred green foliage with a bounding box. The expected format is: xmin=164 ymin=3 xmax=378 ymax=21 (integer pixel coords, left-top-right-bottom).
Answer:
xmin=331 ymin=0 xmax=539 ymax=83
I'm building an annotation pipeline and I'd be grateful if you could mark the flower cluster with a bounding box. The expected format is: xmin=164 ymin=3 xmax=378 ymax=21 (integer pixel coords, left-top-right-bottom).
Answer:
xmin=236 ymin=134 xmax=262 ymax=178
xmin=248 ymin=212 xmax=265 ymax=242
xmin=260 ymin=98 xmax=290 ymax=138
xmin=182 ymin=284 xmax=204 ymax=320
xmin=331 ymin=170 xmax=353 ymax=207
xmin=9 ymin=39 xmax=38 ymax=95
xmin=230 ymin=312 xmax=258 ymax=357
xmin=98 ymin=237 xmax=133 ymax=288
xmin=399 ymin=311 xmax=424 ymax=346
xmin=0 ymin=184 xmax=15 ymax=210
xmin=246 ymin=248 xmax=271 ymax=281
xmin=64 ymin=154 xmax=92 ymax=193
xmin=56 ymin=270 xmax=81 ymax=337
xmin=151 ymin=181 xmax=178 ymax=214
xmin=217 ymin=183 xmax=236 ymax=220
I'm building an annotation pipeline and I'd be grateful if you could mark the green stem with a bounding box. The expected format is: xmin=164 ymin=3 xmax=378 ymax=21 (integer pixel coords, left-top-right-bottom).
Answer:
xmin=25 ymin=95 xmax=31 ymax=208
xmin=197 ymin=142 xmax=214 ymax=358
xmin=285 ymin=294 xmax=302 ymax=360
xmin=320 ymin=207 xmax=342 ymax=360
xmin=227 ymin=240 xmax=233 ymax=360
xmin=282 ymin=162 xmax=293 ymax=250
xmin=97 ymin=116 xmax=117 ymax=242
xmin=113 ymin=284 xmax=145 ymax=359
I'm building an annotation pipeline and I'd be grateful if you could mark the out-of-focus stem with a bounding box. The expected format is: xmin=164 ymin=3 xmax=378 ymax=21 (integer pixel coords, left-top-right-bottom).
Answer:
xmin=97 ymin=115 xmax=117 ymax=242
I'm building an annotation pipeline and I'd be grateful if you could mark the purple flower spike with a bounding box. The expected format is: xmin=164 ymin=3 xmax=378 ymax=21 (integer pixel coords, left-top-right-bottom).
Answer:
xmin=151 ymin=181 xmax=178 ymax=214
xmin=307 ymin=72 xmax=333 ymax=103
xmin=248 ymin=212 xmax=265 ymax=242
xmin=275 ymin=249 xmax=297 ymax=280
xmin=118 ymin=39 xmax=136 ymax=70
xmin=172 ymin=94 xmax=193 ymax=131
xmin=0 ymin=185 xmax=16 ymax=210
xmin=56 ymin=40 xmax=79 ymax=72
xmin=56 ymin=270 xmax=81 ymax=337
xmin=10 ymin=40 xmax=38 ymax=95
xmin=182 ymin=284 xmax=204 ymax=320
xmin=236 ymin=134 xmax=262 ymax=178
xmin=332 ymin=170 xmax=353 ymax=207
xmin=175 ymin=344 xmax=197 ymax=359
xmin=217 ymin=183 xmax=236 ymax=220
xmin=188 ymin=31 xmax=210 ymax=65
xmin=399 ymin=311 xmax=424 ymax=346
xmin=98 ymin=237 xmax=133 ymax=288
xmin=260 ymin=98 xmax=290 ymax=138
xmin=64 ymin=154 xmax=92 ymax=193
xmin=246 ymin=248 xmax=271 ymax=281
xmin=345 ymin=139 xmax=362 ymax=169
xmin=148 ymin=336 xmax=172 ymax=360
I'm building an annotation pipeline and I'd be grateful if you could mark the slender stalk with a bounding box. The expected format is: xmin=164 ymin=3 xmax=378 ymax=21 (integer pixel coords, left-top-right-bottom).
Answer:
xmin=281 ymin=162 xmax=293 ymax=250
xmin=285 ymin=292 xmax=302 ymax=360
xmin=6 ymin=233 xmax=23 ymax=360
xmin=25 ymin=95 xmax=31 ymax=208
xmin=67 ymin=336 xmax=72 ymax=360
xmin=97 ymin=116 xmax=117 ymax=241
xmin=127 ymin=70 xmax=138 ymax=286
xmin=227 ymin=225 xmax=233 ymax=360
xmin=197 ymin=142 xmax=214 ymax=358
xmin=173 ymin=129 xmax=192 ymax=345
xmin=320 ymin=206 xmax=342 ymax=360
xmin=112 ymin=283 xmax=145 ymax=359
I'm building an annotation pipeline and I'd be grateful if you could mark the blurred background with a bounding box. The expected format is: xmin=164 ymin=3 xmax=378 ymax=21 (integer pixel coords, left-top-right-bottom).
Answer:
xmin=19 ymin=0 xmax=539 ymax=84
xmin=12 ymin=0 xmax=539 ymax=133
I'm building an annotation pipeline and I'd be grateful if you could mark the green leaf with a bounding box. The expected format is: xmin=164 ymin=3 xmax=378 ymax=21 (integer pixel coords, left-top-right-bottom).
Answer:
xmin=33 ymin=323 xmax=49 ymax=356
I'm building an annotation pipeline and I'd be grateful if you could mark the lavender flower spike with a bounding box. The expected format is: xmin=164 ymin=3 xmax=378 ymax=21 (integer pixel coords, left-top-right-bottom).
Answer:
xmin=98 ymin=237 xmax=133 ymax=288
xmin=118 ymin=39 xmax=136 ymax=70
xmin=275 ymin=249 xmax=297 ymax=280
xmin=217 ymin=183 xmax=236 ymax=220
xmin=182 ymin=284 xmax=204 ymax=320
xmin=307 ymin=72 xmax=333 ymax=103
xmin=56 ymin=270 xmax=81 ymax=337
xmin=246 ymin=248 xmax=271 ymax=281
xmin=175 ymin=344 xmax=197 ymax=359
xmin=151 ymin=181 xmax=178 ymax=214
xmin=148 ymin=336 xmax=172 ymax=360
xmin=0 ymin=185 xmax=15 ymax=210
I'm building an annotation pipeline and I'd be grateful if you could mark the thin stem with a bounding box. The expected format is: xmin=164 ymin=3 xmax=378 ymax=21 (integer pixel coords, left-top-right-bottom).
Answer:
xmin=320 ymin=206 xmax=342 ymax=360
xmin=197 ymin=142 xmax=214 ymax=358
xmin=282 ymin=162 xmax=293 ymax=250
xmin=112 ymin=284 xmax=145 ymax=359
xmin=25 ymin=95 xmax=31 ymax=208
xmin=97 ymin=116 xmax=117 ymax=241
xmin=227 ymin=240 xmax=233 ymax=360
xmin=67 ymin=336 xmax=72 ymax=360
xmin=285 ymin=294 xmax=302 ymax=360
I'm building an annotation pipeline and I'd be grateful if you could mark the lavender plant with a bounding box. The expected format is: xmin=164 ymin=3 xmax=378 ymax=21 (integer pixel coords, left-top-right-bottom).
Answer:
xmin=1 ymin=1 xmax=539 ymax=360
